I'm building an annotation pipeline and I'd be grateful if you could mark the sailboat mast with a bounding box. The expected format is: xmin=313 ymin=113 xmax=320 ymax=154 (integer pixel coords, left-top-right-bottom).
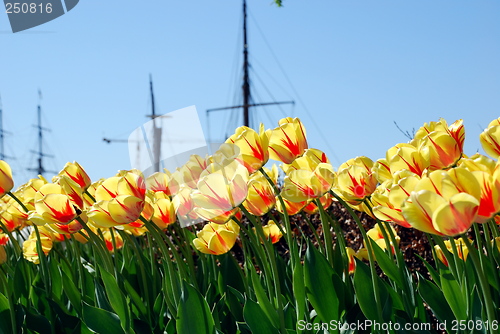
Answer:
xmin=242 ymin=0 xmax=251 ymax=127
xmin=36 ymin=104 xmax=44 ymax=175
xmin=28 ymin=90 xmax=55 ymax=177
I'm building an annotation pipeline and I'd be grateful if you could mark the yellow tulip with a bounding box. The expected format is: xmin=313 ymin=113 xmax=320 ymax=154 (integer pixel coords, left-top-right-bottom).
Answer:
xmin=386 ymin=143 xmax=429 ymax=176
xmin=283 ymin=148 xmax=330 ymax=174
xmin=410 ymin=119 xmax=465 ymax=169
xmin=88 ymin=195 xmax=144 ymax=228
xmin=254 ymin=222 xmax=283 ymax=244
xmin=372 ymin=158 xmax=392 ymax=184
xmin=54 ymin=161 xmax=91 ymax=191
xmin=303 ymin=193 xmax=333 ymax=214
xmin=0 ymin=160 xmax=14 ymax=198
xmin=275 ymin=196 xmax=307 ymax=216
xmin=371 ymin=173 xmax=420 ymax=228
xmin=480 ymin=117 xmax=500 ymax=159
xmin=346 ymin=247 xmax=356 ymax=275
xmin=172 ymin=186 xmax=200 ymax=226
xmin=243 ymin=173 xmax=276 ymax=216
xmin=366 ymin=223 xmax=400 ymax=253
xmin=226 ymin=124 xmax=269 ymax=174
xmin=282 ymin=155 xmax=335 ymax=202
xmin=1 ymin=206 xmax=26 ymax=231
xmin=335 ymin=157 xmax=377 ymax=205
xmin=177 ymin=154 xmax=209 ymax=189
xmin=402 ymin=168 xmax=480 ymax=236
xmin=146 ymin=171 xmax=174 ymax=197
xmin=28 ymin=184 xmax=79 ymax=226
xmin=192 ymin=221 xmax=240 ymax=255
xmin=268 ymin=117 xmax=308 ymax=164
xmin=22 ymin=226 xmax=54 ymax=264
xmin=151 ymin=196 xmax=176 ymax=229
xmin=419 ymin=130 xmax=462 ymax=170
xmin=191 ymin=160 xmax=248 ymax=223
xmin=434 ymin=238 xmax=470 ymax=267
xmin=102 ymin=230 xmax=124 ymax=253
xmin=0 ymin=233 xmax=8 ymax=246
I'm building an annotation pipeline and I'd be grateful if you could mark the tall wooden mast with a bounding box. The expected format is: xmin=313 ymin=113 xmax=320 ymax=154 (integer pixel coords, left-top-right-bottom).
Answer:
xmin=242 ymin=0 xmax=250 ymax=126
xmin=207 ymin=0 xmax=294 ymax=135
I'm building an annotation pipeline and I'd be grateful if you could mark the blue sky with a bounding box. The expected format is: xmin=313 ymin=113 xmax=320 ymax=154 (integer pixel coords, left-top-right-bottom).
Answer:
xmin=1 ymin=0 xmax=499 ymax=187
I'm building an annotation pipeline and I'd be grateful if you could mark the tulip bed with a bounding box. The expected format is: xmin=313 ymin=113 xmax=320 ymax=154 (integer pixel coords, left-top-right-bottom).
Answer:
xmin=1 ymin=117 xmax=500 ymax=334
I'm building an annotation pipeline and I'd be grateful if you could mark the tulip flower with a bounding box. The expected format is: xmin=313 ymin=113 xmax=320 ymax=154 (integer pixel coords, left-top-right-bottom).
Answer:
xmin=283 ymin=148 xmax=330 ymax=174
xmin=434 ymin=238 xmax=470 ymax=267
xmin=282 ymin=152 xmax=335 ymax=202
xmin=372 ymin=158 xmax=392 ymax=183
xmin=28 ymin=184 xmax=80 ymax=227
xmin=1 ymin=206 xmax=26 ymax=231
xmin=89 ymin=171 xmax=147 ymax=228
xmin=419 ymin=130 xmax=462 ymax=170
xmin=191 ymin=160 xmax=248 ymax=224
xmin=480 ymin=117 xmax=500 ymax=159
xmin=146 ymin=172 xmax=174 ymax=196
xmin=102 ymin=230 xmax=124 ymax=253
xmin=18 ymin=177 xmax=47 ymax=209
xmin=386 ymin=143 xmax=429 ymax=176
xmin=345 ymin=247 xmax=356 ymax=275
xmin=275 ymin=196 xmax=307 ymax=216
xmin=88 ymin=195 xmax=144 ymax=228
xmin=268 ymin=117 xmax=308 ymax=164
xmin=192 ymin=221 xmax=240 ymax=255
xmin=402 ymin=167 xmax=481 ymax=236
xmin=253 ymin=221 xmax=283 ymax=244
xmin=409 ymin=119 xmax=465 ymax=171
xmin=173 ymin=185 xmax=200 ymax=227
xmin=226 ymin=124 xmax=269 ymax=173
xmin=366 ymin=223 xmax=400 ymax=253
xmin=0 ymin=233 xmax=8 ymax=246
xmin=0 ymin=160 xmax=14 ymax=198
xmin=22 ymin=226 xmax=54 ymax=264
xmin=371 ymin=172 xmax=420 ymax=228
xmin=335 ymin=157 xmax=377 ymax=205
xmin=243 ymin=173 xmax=276 ymax=216
xmin=177 ymin=154 xmax=208 ymax=189
xmin=303 ymin=193 xmax=334 ymax=214
xmin=56 ymin=175 xmax=85 ymax=210
xmin=54 ymin=161 xmax=91 ymax=191
xmin=150 ymin=194 xmax=176 ymax=229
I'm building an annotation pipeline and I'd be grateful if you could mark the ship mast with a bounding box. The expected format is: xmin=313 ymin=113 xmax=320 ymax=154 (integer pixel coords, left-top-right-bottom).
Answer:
xmin=28 ymin=90 xmax=55 ymax=176
xmin=207 ymin=0 xmax=294 ymax=135
xmin=242 ymin=0 xmax=250 ymax=126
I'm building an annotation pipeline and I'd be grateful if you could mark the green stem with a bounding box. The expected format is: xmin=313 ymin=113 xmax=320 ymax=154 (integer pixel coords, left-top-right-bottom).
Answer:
xmin=330 ymin=191 xmax=384 ymax=321
xmin=460 ymin=235 xmax=496 ymax=333
xmin=140 ymin=215 xmax=182 ymax=308
xmin=32 ymin=224 xmax=52 ymax=297
xmin=315 ymin=198 xmax=334 ymax=265
xmin=76 ymin=217 xmax=114 ymax=273
xmin=239 ymin=205 xmax=287 ymax=334
xmin=0 ymin=266 xmax=17 ymax=334
xmin=259 ymin=168 xmax=297 ymax=267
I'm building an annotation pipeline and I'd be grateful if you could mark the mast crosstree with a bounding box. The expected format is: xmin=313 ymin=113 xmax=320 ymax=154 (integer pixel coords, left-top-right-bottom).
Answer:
xmin=207 ymin=0 xmax=294 ymax=134
xmin=28 ymin=90 xmax=56 ymax=177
